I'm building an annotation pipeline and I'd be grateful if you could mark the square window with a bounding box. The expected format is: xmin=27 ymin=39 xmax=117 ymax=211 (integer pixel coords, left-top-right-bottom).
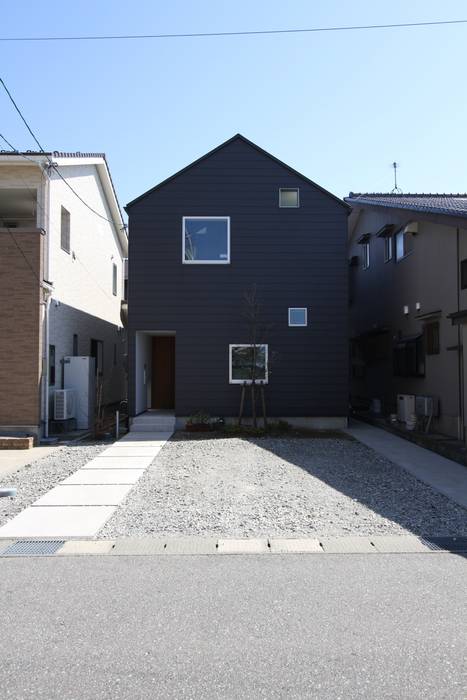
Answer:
xmin=60 ymin=206 xmax=70 ymax=253
xmin=183 ymin=217 xmax=230 ymax=264
xmin=229 ymin=344 xmax=268 ymax=384
xmin=279 ymin=188 xmax=299 ymax=208
xmin=288 ymin=307 xmax=308 ymax=326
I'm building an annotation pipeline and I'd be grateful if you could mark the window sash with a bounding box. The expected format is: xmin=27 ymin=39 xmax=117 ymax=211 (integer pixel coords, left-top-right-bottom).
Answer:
xmin=229 ymin=344 xmax=268 ymax=384
xmin=279 ymin=188 xmax=300 ymax=208
xmin=60 ymin=206 xmax=70 ymax=253
xmin=112 ymin=263 xmax=117 ymax=296
xmin=288 ymin=307 xmax=308 ymax=326
xmin=384 ymin=236 xmax=393 ymax=262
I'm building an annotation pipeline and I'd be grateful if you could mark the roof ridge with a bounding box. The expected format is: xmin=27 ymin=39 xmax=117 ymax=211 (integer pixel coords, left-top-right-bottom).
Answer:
xmin=348 ymin=192 xmax=467 ymax=198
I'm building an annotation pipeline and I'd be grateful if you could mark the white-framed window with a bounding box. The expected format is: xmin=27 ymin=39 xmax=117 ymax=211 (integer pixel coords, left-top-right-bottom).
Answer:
xmin=229 ymin=344 xmax=268 ymax=384
xmin=183 ymin=216 xmax=230 ymax=264
xmin=288 ymin=307 xmax=308 ymax=326
xmin=279 ymin=188 xmax=300 ymax=208
xmin=362 ymin=242 xmax=370 ymax=270
xmin=384 ymin=235 xmax=393 ymax=262
xmin=395 ymin=229 xmax=413 ymax=262
xmin=112 ymin=262 xmax=117 ymax=296
xmin=60 ymin=206 xmax=70 ymax=253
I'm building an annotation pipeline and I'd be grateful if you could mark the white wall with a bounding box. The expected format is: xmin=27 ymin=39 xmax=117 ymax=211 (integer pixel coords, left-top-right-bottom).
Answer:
xmin=135 ymin=332 xmax=152 ymax=414
xmin=48 ymin=164 xmax=124 ymax=326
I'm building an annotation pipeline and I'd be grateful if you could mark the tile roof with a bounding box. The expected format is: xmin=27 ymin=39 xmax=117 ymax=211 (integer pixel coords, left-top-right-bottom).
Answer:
xmin=0 ymin=150 xmax=106 ymax=158
xmin=345 ymin=193 xmax=467 ymax=219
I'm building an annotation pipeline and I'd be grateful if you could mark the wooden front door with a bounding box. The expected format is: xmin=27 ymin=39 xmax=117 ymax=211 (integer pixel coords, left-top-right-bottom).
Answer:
xmin=151 ymin=336 xmax=175 ymax=409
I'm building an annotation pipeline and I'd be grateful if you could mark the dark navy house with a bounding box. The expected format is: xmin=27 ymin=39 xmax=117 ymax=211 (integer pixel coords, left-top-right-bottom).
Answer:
xmin=125 ymin=135 xmax=350 ymax=428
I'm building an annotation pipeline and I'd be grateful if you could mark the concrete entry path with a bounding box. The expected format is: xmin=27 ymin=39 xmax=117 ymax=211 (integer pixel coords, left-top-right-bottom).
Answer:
xmin=0 ymin=431 xmax=173 ymax=539
xmin=346 ymin=420 xmax=467 ymax=510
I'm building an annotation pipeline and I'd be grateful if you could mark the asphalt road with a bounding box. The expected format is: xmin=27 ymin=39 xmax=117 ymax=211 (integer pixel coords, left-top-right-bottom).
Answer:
xmin=0 ymin=553 xmax=466 ymax=699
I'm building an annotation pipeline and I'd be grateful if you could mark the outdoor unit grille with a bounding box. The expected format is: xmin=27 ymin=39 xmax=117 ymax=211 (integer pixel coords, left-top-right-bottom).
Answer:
xmin=54 ymin=389 xmax=76 ymax=420
xmin=397 ymin=394 xmax=415 ymax=422
xmin=415 ymin=395 xmax=439 ymax=417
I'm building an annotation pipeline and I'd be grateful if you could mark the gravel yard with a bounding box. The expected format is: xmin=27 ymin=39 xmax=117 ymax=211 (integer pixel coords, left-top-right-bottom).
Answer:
xmin=99 ymin=433 xmax=467 ymax=538
xmin=0 ymin=443 xmax=108 ymax=528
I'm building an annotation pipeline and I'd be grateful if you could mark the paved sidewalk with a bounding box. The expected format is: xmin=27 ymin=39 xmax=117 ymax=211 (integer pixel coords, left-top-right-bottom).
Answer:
xmin=0 ymin=432 xmax=172 ymax=538
xmin=346 ymin=420 xmax=467 ymax=509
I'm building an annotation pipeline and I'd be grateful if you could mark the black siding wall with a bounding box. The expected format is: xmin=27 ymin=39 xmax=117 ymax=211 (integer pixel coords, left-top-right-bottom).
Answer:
xmin=128 ymin=138 xmax=348 ymax=418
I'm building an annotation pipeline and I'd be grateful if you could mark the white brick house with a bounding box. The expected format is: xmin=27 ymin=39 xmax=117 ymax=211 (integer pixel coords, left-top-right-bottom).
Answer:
xmin=0 ymin=151 xmax=128 ymax=439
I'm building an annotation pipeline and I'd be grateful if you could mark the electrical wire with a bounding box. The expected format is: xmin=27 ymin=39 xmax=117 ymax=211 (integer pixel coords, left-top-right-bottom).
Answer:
xmin=0 ymin=18 xmax=466 ymax=42
xmin=0 ymin=79 xmax=126 ymax=231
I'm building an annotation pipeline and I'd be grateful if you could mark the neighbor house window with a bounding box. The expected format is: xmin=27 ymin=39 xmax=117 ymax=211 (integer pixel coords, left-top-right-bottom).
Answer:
xmin=384 ymin=235 xmax=393 ymax=262
xmin=362 ymin=242 xmax=370 ymax=270
xmin=393 ymin=336 xmax=425 ymax=377
xmin=229 ymin=344 xmax=268 ymax=384
xmin=60 ymin=206 xmax=70 ymax=253
xmin=395 ymin=228 xmax=413 ymax=261
xmin=73 ymin=334 xmax=78 ymax=356
xmin=49 ymin=345 xmax=56 ymax=386
xmin=425 ymin=321 xmax=440 ymax=355
xmin=279 ymin=188 xmax=299 ymax=208
xmin=112 ymin=262 xmax=117 ymax=296
xmin=183 ymin=216 xmax=230 ymax=264
xmin=90 ymin=339 xmax=104 ymax=377
xmin=288 ymin=307 xmax=308 ymax=326
xmin=461 ymin=259 xmax=467 ymax=289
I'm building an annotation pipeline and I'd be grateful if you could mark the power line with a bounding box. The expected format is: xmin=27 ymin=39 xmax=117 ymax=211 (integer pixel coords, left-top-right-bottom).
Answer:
xmin=0 ymin=18 xmax=466 ymax=42
xmin=0 ymin=79 xmax=126 ymax=231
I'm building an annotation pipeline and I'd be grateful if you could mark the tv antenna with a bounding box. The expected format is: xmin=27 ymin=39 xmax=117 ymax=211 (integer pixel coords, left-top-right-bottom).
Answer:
xmin=391 ymin=161 xmax=402 ymax=194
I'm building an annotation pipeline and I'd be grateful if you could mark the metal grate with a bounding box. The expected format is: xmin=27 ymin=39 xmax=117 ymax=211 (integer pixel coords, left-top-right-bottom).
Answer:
xmin=421 ymin=536 xmax=467 ymax=553
xmin=1 ymin=540 xmax=65 ymax=556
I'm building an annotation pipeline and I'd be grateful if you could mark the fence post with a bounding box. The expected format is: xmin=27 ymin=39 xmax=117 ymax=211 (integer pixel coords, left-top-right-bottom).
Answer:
xmin=115 ymin=410 xmax=120 ymax=440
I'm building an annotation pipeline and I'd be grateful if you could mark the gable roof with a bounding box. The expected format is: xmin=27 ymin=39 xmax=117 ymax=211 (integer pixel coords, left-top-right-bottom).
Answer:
xmin=126 ymin=134 xmax=349 ymax=212
xmin=345 ymin=192 xmax=467 ymax=219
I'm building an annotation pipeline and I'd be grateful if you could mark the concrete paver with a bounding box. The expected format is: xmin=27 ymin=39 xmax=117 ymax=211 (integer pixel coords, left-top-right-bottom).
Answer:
xmin=269 ymin=538 xmax=322 ymax=553
xmin=0 ymin=506 xmax=115 ymax=538
xmin=346 ymin=420 xmax=467 ymax=509
xmin=100 ymin=446 xmax=161 ymax=457
xmin=320 ymin=537 xmax=376 ymax=553
xmin=57 ymin=540 xmax=115 ymax=555
xmin=371 ymin=535 xmax=432 ymax=553
xmin=32 ymin=484 xmax=133 ymax=507
xmin=217 ymin=538 xmax=269 ymax=554
xmin=62 ymin=469 xmax=145 ymax=485
xmin=83 ymin=456 xmax=154 ymax=469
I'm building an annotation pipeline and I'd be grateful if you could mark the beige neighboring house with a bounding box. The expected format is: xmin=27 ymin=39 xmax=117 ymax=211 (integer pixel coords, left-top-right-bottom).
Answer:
xmin=347 ymin=193 xmax=467 ymax=440
xmin=0 ymin=151 xmax=128 ymax=441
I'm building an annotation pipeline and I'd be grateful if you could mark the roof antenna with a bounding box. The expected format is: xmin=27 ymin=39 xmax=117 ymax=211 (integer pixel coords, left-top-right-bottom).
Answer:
xmin=391 ymin=161 xmax=402 ymax=194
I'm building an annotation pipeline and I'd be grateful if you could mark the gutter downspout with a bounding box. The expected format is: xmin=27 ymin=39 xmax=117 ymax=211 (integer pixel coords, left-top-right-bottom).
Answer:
xmin=41 ymin=162 xmax=52 ymax=438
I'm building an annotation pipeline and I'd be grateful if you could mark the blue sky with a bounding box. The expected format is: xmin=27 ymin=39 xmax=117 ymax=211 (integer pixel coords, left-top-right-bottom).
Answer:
xmin=1 ymin=1 xmax=466 ymax=211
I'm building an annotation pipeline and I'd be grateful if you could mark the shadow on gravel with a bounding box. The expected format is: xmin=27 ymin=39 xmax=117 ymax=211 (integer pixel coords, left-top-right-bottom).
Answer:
xmin=241 ymin=435 xmax=467 ymax=540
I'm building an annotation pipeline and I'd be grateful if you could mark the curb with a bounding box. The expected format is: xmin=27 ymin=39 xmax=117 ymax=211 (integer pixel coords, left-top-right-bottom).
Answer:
xmin=0 ymin=535 xmax=466 ymax=557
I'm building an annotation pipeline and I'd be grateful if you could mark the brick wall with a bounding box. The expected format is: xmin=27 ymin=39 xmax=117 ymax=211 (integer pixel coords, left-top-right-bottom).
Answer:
xmin=0 ymin=228 xmax=44 ymax=430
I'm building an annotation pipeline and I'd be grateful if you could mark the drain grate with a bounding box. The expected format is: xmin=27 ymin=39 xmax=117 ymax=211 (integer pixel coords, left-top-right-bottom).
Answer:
xmin=421 ymin=536 xmax=467 ymax=553
xmin=1 ymin=540 xmax=65 ymax=556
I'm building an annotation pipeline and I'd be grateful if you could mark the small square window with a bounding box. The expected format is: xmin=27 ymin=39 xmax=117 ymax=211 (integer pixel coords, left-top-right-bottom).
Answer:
xmin=229 ymin=344 xmax=268 ymax=384
xmin=279 ymin=188 xmax=299 ymax=208
xmin=183 ymin=217 xmax=230 ymax=264
xmin=288 ymin=308 xmax=308 ymax=326
xmin=60 ymin=206 xmax=70 ymax=253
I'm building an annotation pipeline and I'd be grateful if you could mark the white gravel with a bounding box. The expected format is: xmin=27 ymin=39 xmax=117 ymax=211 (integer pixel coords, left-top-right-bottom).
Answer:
xmin=99 ymin=434 xmax=467 ymax=538
xmin=0 ymin=442 xmax=109 ymax=528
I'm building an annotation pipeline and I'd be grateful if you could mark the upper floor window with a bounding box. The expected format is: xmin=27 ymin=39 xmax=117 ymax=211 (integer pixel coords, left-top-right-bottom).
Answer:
xmin=183 ymin=216 xmax=230 ymax=264
xmin=384 ymin=236 xmax=393 ymax=262
xmin=425 ymin=321 xmax=440 ymax=355
xmin=395 ymin=227 xmax=414 ymax=261
xmin=288 ymin=308 xmax=308 ymax=326
xmin=112 ymin=262 xmax=117 ymax=296
xmin=279 ymin=188 xmax=299 ymax=208
xmin=60 ymin=206 xmax=70 ymax=253
xmin=362 ymin=242 xmax=370 ymax=270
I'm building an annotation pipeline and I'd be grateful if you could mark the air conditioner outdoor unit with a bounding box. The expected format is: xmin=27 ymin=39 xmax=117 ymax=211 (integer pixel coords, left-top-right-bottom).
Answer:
xmin=54 ymin=389 xmax=76 ymax=421
xmin=415 ymin=395 xmax=439 ymax=417
xmin=397 ymin=394 xmax=415 ymax=422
